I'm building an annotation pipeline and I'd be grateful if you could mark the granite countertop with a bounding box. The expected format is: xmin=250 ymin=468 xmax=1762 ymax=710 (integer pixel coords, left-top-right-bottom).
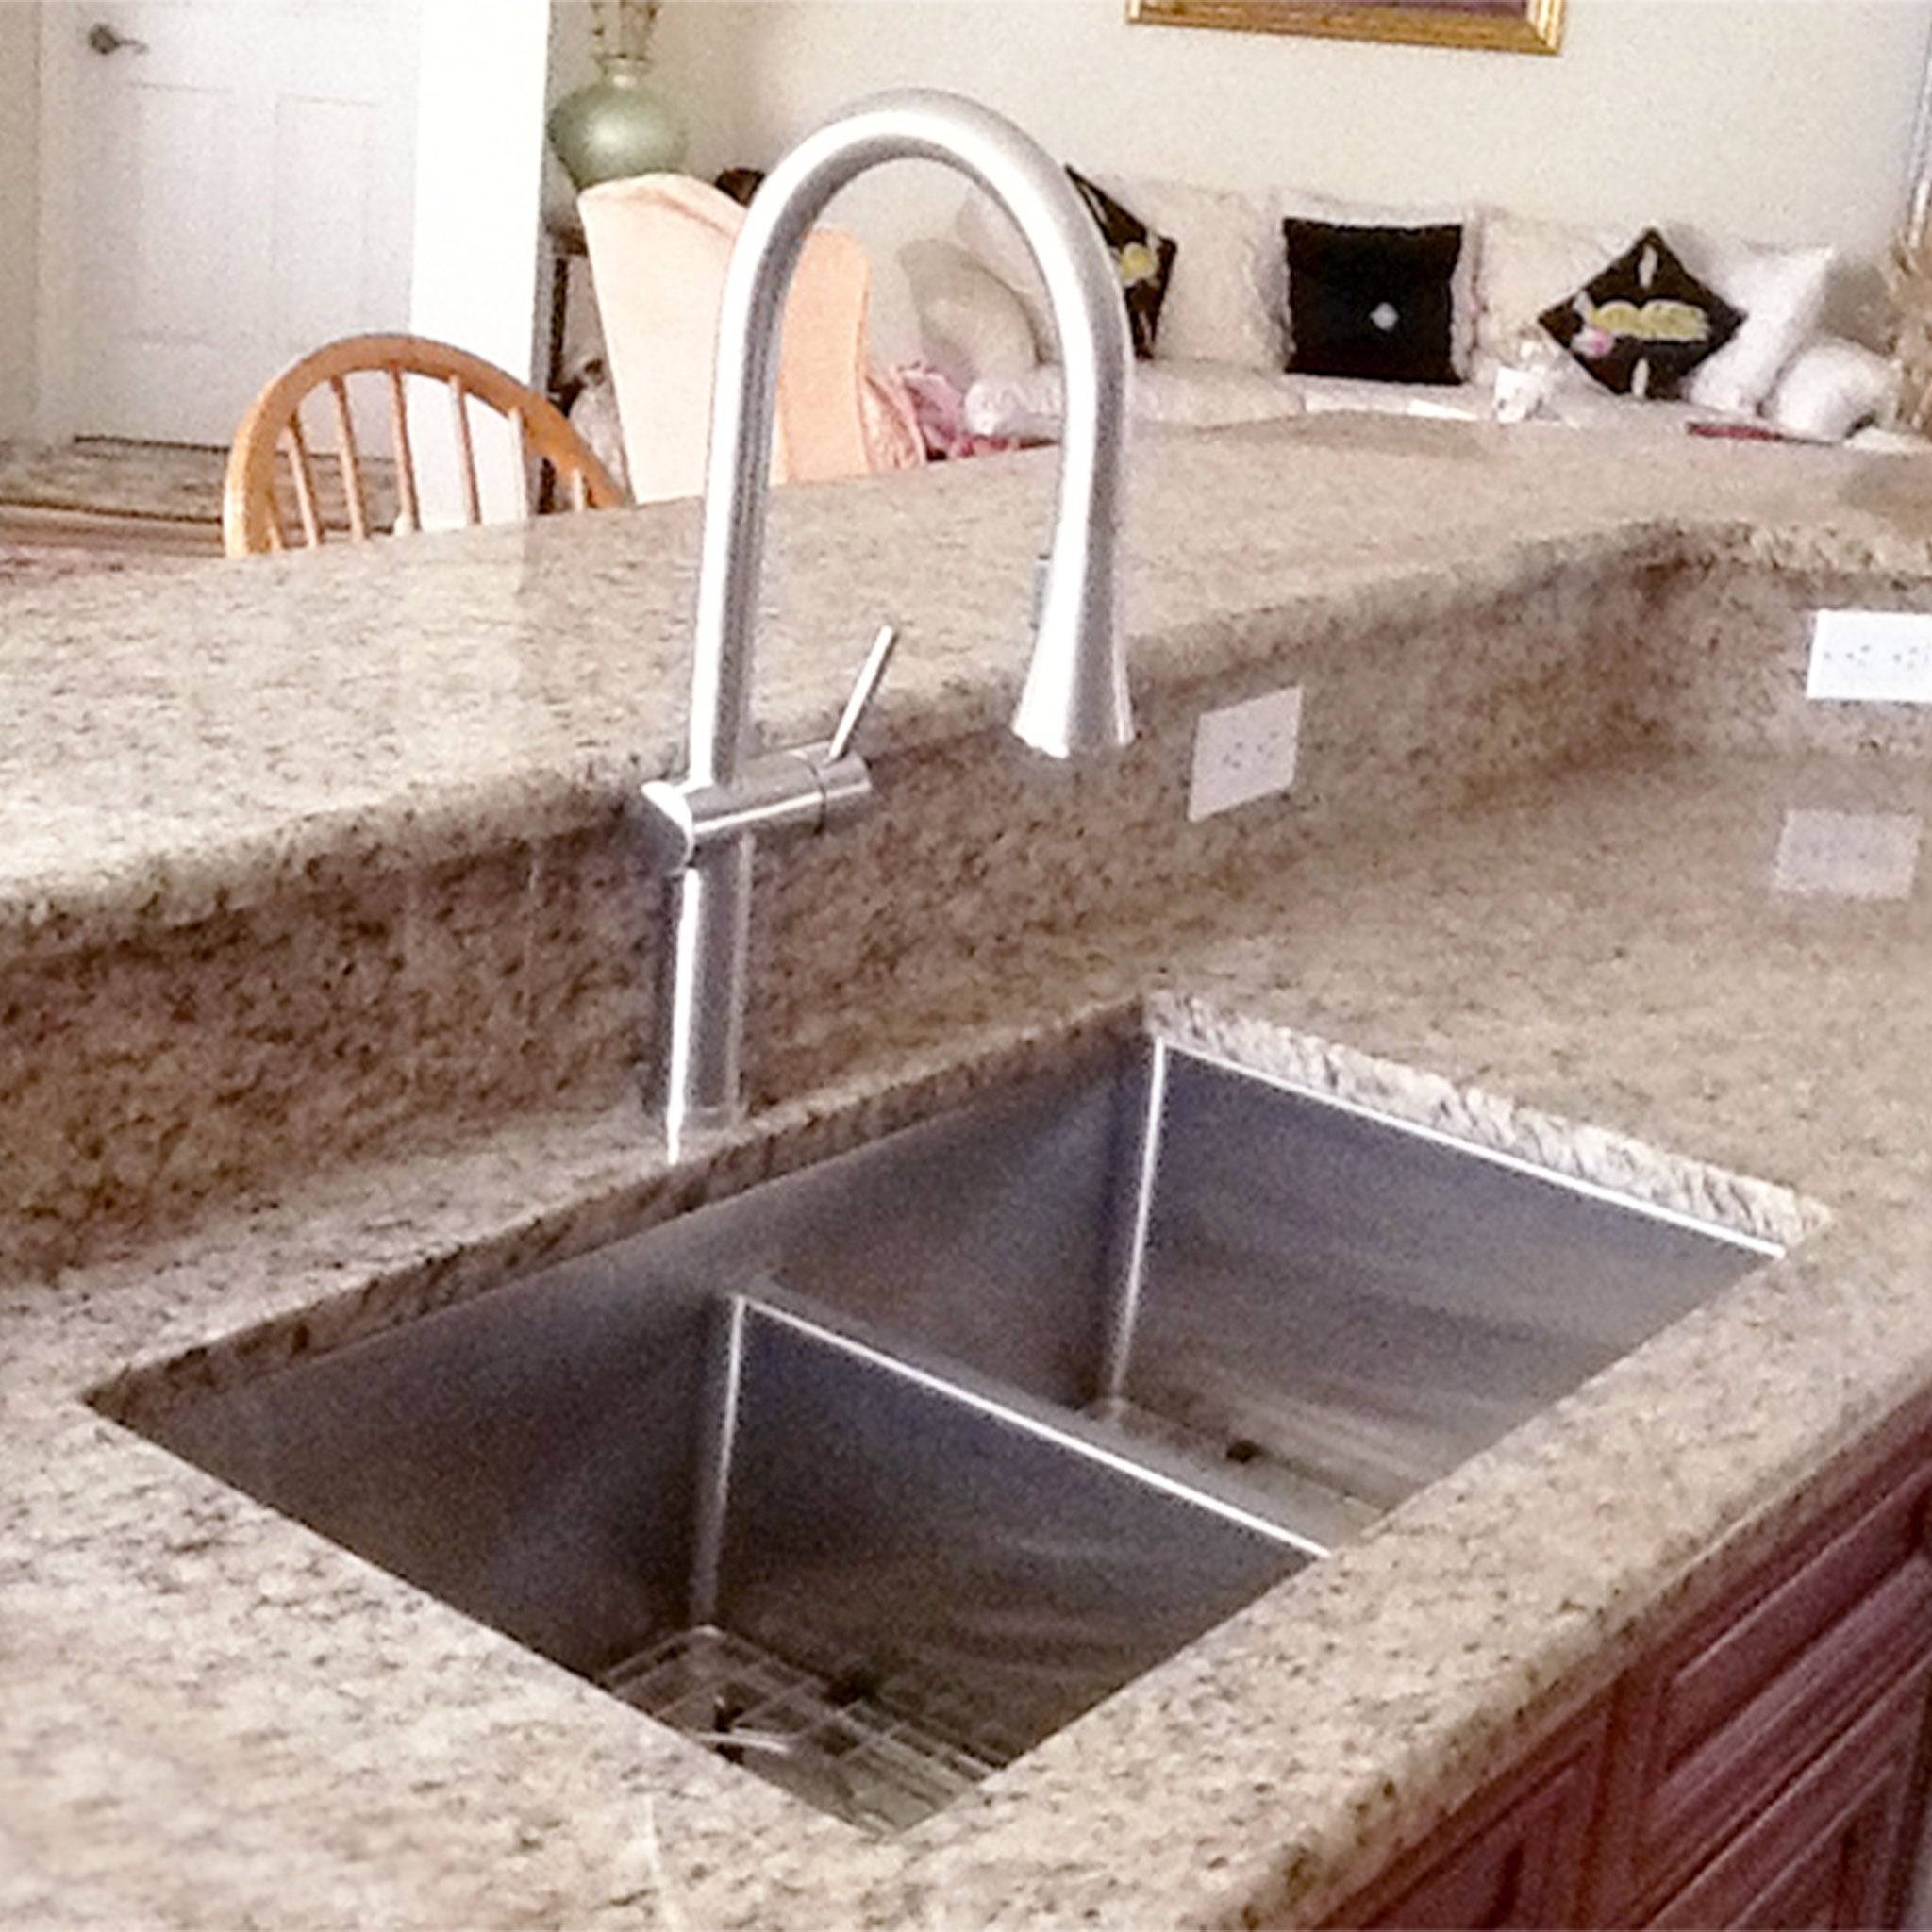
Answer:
xmin=9 ymin=418 xmax=1932 ymax=1927
xmin=7 ymin=412 xmax=1932 ymax=959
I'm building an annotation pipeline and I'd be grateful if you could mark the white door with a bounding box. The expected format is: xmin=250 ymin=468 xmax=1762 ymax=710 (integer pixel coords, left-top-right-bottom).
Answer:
xmin=42 ymin=0 xmax=419 ymax=445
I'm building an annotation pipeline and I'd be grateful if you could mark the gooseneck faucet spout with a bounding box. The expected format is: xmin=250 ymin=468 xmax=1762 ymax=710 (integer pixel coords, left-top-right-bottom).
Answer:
xmin=640 ymin=90 xmax=1134 ymax=1151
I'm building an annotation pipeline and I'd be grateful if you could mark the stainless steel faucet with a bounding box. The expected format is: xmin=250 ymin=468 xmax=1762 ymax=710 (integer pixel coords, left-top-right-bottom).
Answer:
xmin=638 ymin=89 xmax=1133 ymax=1153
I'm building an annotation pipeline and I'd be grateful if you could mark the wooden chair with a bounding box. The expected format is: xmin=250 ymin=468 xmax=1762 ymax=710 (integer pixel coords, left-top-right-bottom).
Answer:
xmin=223 ymin=332 xmax=624 ymax=558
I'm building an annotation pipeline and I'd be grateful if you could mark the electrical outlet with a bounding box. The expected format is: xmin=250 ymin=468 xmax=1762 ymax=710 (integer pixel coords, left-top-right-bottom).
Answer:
xmin=1189 ymin=686 xmax=1302 ymax=823
xmin=1774 ymin=809 xmax=1922 ymax=901
xmin=1807 ymin=610 xmax=1932 ymax=704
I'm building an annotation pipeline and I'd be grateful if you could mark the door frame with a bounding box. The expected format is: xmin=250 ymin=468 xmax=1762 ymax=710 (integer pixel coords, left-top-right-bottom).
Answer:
xmin=34 ymin=4 xmax=90 ymax=442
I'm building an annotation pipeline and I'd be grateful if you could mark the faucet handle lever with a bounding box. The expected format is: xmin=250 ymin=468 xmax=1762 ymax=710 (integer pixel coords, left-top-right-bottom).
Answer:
xmin=826 ymin=625 xmax=898 ymax=762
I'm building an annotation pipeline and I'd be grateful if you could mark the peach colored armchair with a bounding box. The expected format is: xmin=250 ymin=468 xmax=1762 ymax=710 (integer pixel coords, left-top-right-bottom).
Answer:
xmin=578 ymin=174 xmax=923 ymax=505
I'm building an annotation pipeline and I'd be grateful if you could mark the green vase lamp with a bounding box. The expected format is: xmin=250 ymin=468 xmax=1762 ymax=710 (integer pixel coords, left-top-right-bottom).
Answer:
xmin=548 ymin=55 xmax=688 ymax=192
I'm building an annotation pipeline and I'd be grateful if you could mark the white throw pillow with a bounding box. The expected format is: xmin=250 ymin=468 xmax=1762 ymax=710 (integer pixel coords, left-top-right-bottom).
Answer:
xmin=957 ymin=177 xmax=1279 ymax=371
xmin=1277 ymin=187 xmax=1482 ymax=377
xmin=1474 ymin=209 xmax=1640 ymax=393
xmin=1105 ymin=175 xmax=1282 ymax=371
xmin=1671 ymin=230 xmax=1834 ymax=417
xmin=956 ymin=192 xmax=1055 ymax=359
xmin=899 ymin=238 xmax=1040 ymax=391
xmin=1766 ymin=338 xmax=1899 ymax=442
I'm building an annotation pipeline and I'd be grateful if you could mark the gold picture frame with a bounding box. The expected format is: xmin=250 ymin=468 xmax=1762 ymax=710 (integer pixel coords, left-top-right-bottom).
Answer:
xmin=1126 ymin=0 xmax=1565 ymax=55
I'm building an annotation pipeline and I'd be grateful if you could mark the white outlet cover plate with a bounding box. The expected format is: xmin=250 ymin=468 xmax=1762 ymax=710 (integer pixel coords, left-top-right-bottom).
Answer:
xmin=1190 ymin=686 xmax=1302 ymax=823
xmin=1807 ymin=609 xmax=1932 ymax=704
xmin=1773 ymin=808 xmax=1922 ymax=901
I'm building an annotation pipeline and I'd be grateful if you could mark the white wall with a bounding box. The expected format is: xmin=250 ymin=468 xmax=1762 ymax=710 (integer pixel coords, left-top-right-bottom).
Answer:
xmin=412 ymin=0 xmax=547 ymax=379
xmin=408 ymin=0 xmax=549 ymax=521
xmin=712 ymin=0 xmax=1932 ymax=358
xmin=0 ymin=6 xmax=40 ymax=439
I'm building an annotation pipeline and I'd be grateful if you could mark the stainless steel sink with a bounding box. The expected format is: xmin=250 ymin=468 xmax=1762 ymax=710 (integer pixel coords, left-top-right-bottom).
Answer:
xmin=117 ymin=1033 xmax=1774 ymax=1832
xmin=542 ymin=1036 xmax=1775 ymax=1527
xmin=128 ymin=1262 xmax=1302 ymax=1833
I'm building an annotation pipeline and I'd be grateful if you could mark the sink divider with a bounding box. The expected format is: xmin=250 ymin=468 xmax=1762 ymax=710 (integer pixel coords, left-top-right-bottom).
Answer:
xmin=1095 ymin=1034 xmax=1171 ymax=1410
xmin=711 ymin=1280 xmax=1328 ymax=1558
xmin=688 ymin=1291 xmax=748 ymax=1630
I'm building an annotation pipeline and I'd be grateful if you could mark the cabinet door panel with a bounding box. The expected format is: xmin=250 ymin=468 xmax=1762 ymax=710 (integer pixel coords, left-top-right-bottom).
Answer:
xmin=1659 ymin=1478 xmax=1923 ymax=1774
xmin=1331 ymin=1708 xmax=1610 ymax=1930
xmin=1326 ymin=1425 xmax=1932 ymax=1932
xmin=1646 ymin=1664 xmax=1932 ymax=1931
xmin=1591 ymin=1450 xmax=1932 ymax=1918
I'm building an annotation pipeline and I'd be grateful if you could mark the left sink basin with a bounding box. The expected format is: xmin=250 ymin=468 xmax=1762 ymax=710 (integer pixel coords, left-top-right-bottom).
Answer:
xmin=121 ymin=1271 xmax=1302 ymax=1834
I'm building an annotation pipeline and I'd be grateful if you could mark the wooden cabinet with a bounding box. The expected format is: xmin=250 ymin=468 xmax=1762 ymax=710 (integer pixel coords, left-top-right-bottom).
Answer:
xmin=1341 ymin=1710 xmax=1611 ymax=1929
xmin=1646 ymin=1669 xmax=1932 ymax=1929
xmin=1326 ymin=1424 xmax=1932 ymax=1929
xmin=1589 ymin=1441 xmax=1932 ymax=1924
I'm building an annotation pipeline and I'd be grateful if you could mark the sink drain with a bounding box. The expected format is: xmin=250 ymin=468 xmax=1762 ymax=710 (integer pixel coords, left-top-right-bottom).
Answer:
xmin=601 ymin=1625 xmax=1027 ymax=1833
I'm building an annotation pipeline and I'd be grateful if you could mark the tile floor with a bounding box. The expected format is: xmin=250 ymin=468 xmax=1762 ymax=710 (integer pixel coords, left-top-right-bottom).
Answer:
xmin=0 ymin=436 xmax=403 ymax=582
xmin=0 ymin=439 xmax=225 ymax=580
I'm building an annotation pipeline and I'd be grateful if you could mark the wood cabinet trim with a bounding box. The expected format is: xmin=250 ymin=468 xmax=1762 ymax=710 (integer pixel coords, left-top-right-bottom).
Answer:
xmin=1660 ymin=1477 xmax=1922 ymax=1773
xmin=1641 ymin=1659 xmax=1932 ymax=1929
xmin=1326 ymin=1421 xmax=1932 ymax=1931
xmin=1649 ymin=1566 xmax=1932 ymax=1880
xmin=1324 ymin=1705 xmax=1612 ymax=1928
xmin=1587 ymin=1441 xmax=1932 ymax=1920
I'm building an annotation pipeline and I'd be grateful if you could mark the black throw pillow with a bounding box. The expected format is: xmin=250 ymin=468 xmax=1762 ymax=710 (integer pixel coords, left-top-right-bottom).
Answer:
xmin=712 ymin=167 xmax=766 ymax=208
xmin=1539 ymin=228 xmax=1743 ymax=399
xmin=1282 ymin=218 xmax=1463 ymax=386
xmin=1066 ymin=167 xmax=1178 ymax=361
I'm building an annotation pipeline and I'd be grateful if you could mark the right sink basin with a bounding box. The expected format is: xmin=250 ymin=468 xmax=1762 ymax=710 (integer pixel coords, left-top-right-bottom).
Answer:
xmin=111 ymin=1029 xmax=1781 ymax=1836
xmin=629 ymin=1032 xmax=1781 ymax=1530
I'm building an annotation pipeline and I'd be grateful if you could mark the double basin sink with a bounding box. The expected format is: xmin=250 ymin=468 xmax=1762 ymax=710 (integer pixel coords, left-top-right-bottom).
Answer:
xmin=118 ymin=1034 xmax=1774 ymax=1833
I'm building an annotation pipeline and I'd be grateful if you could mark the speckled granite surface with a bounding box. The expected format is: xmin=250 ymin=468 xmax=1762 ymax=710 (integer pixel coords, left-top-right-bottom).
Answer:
xmin=5 ymin=414 xmax=1932 ymax=958
xmin=10 ymin=419 xmax=1932 ymax=1926
xmin=14 ymin=418 xmax=1932 ymax=1276
xmin=12 ymin=749 xmax=1932 ymax=1928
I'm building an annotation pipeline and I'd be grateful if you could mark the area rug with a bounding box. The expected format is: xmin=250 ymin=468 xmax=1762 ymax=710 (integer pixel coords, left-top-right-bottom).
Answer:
xmin=0 ymin=437 xmax=396 ymax=543
xmin=0 ymin=438 xmax=226 ymax=525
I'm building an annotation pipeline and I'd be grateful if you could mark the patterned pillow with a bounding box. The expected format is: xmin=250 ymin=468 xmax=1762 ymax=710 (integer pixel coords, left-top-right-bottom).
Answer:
xmin=1066 ymin=167 xmax=1178 ymax=361
xmin=1539 ymin=228 xmax=1743 ymax=399
xmin=1282 ymin=218 xmax=1464 ymax=385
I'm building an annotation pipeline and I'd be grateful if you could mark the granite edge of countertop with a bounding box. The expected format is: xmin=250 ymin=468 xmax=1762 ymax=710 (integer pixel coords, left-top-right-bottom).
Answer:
xmin=10 ymin=418 xmax=1932 ymax=965
xmin=13 ymin=748 xmax=1932 ymax=1929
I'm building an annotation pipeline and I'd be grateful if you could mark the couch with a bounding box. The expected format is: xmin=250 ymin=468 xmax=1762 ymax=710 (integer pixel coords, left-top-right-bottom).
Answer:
xmin=903 ymin=175 xmax=1910 ymax=450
